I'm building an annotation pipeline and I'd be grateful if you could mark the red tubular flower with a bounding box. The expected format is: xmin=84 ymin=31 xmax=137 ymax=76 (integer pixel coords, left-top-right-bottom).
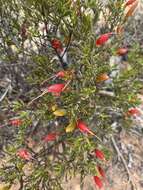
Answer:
xmin=96 ymin=33 xmax=113 ymax=46
xmin=55 ymin=71 xmax=65 ymax=78
xmin=9 ymin=119 xmax=23 ymax=127
xmin=47 ymin=84 xmax=65 ymax=95
xmin=76 ymin=120 xmax=95 ymax=135
xmin=125 ymin=0 xmax=136 ymax=7
xmin=51 ymin=39 xmax=63 ymax=52
xmin=43 ymin=133 xmax=57 ymax=142
xmin=17 ymin=149 xmax=32 ymax=160
xmin=93 ymin=176 xmax=103 ymax=189
xmin=126 ymin=108 xmax=141 ymax=116
xmin=116 ymin=48 xmax=128 ymax=56
xmin=95 ymin=149 xmax=105 ymax=160
xmin=98 ymin=166 xmax=105 ymax=178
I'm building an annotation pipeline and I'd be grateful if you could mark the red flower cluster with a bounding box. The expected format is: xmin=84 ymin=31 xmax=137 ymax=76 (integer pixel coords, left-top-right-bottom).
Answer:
xmin=17 ymin=149 xmax=32 ymax=160
xmin=93 ymin=149 xmax=107 ymax=188
xmin=51 ymin=39 xmax=63 ymax=52
xmin=126 ymin=108 xmax=141 ymax=116
xmin=9 ymin=119 xmax=23 ymax=127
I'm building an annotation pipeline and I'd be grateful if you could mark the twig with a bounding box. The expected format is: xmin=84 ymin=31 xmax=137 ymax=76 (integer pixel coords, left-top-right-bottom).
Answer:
xmin=111 ymin=136 xmax=137 ymax=190
xmin=61 ymin=32 xmax=72 ymax=59
xmin=62 ymin=79 xmax=71 ymax=91
xmin=98 ymin=90 xmax=115 ymax=97
xmin=54 ymin=48 xmax=68 ymax=70
xmin=28 ymin=90 xmax=48 ymax=106
xmin=0 ymin=84 xmax=11 ymax=102
xmin=0 ymin=63 xmax=27 ymax=67
xmin=19 ymin=176 xmax=24 ymax=190
xmin=40 ymin=75 xmax=56 ymax=86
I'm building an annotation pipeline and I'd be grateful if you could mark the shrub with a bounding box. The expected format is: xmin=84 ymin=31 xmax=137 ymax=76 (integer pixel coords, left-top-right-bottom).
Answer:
xmin=0 ymin=0 xmax=142 ymax=189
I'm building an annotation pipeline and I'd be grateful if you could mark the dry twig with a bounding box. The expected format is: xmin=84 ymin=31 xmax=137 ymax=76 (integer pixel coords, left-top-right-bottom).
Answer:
xmin=0 ymin=84 xmax=11 ymax=102
xmin=111 ymin=136 xmax=137 ymax=190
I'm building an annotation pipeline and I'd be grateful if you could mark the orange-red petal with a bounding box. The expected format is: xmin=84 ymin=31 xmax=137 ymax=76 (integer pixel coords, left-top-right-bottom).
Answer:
xmin=77 ymin=120 xmax=95 ymax=135
xmin=93 ymin=176 xmax=103 ymax=189
xmin=55 ymin=71 xmax=65 ymax=78
xmin=47 ymin=84 xmax=65 ymax=93
xmin=125 ymin=0 xmax=137 ymax=7
xmin=9 ymin=119 xmax=23 ymax=126
xmin=51 ymin=39 xmax=63 ymax=52
xmin=17 ymin=149 xmax=32 ymax=160
xmin=126 ymin=108 xmax=141 ymax=116
xmin=98 ymin=166 xmax=106 ymax=178
xmin=43 ymin=133 xmax=57 ymax=142
xmin=96 ymin=33 xmax=113 ymax=46
xmin=95 ymin=149 xmax=105 ymax=160
xmin=116 ymin=48 xmax=128 ymax=56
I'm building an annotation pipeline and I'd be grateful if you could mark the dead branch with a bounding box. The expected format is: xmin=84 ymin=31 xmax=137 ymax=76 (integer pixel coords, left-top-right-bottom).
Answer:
xmin=111 ymin=136 xmax=137 ymax=190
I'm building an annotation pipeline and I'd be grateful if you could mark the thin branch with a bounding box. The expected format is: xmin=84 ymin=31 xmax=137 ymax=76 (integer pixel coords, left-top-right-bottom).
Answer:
xmin=61 ymin=31 xmax=72 ymax=59
xmin=0 ymin=63 xmax=27 ymax=67
xmin=0 ymin=84 xmax=11 ymax=102
xmin=111 ymin=136 xmax=137 ymax=190
xmin=54 ymin=48 xmax=68 ymax=70
xmin=27 ymin=90 xmax=48 ymax=106
xmin=62 ymin=79 xmax=71 ymax=91
xmin=43 ymin=18 xmax=68 ymax=70
xmin=98 ymin=90 xmax=115 ymax=97
xmin=18 ymin=176 xmax=24 ymax=190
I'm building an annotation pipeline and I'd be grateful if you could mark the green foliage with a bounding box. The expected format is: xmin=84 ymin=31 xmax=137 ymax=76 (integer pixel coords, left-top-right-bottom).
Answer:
xmin=0 ymin=0 xmax=143 ymax=189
